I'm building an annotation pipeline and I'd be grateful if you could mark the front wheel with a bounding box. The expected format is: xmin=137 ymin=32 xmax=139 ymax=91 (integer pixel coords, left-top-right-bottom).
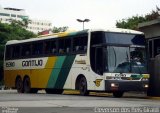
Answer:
xmin=79 ymin=77 xmax=89 ymax=96
xmin=113 ymin=91 xmax=124 ymax=98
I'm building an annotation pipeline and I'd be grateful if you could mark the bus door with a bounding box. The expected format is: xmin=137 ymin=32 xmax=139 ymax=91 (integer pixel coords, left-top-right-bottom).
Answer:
xmin=95 ymin=47 xmax=103 ymax=75
xmin=94 ymin=47 xmax=105 ymax=90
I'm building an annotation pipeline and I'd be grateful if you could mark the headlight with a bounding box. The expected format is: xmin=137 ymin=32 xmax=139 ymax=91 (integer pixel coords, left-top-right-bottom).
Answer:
xmin=144 ymin=84 xmax=149 ymax=88
xmin=111 ymin=83 xmax=119 ymax=87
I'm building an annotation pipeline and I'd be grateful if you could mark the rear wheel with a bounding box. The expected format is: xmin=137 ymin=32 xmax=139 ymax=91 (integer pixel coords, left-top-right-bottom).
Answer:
xmin=45 ymin=89 xmax=64 ymax=94
xmin=23 ymin=77 xmax=31 ymax=93
xmin=79 ymin=77 xmax=89 ymax=96
xmin=113 ymin=91 xmax=124 ymax=98
xmin=15 ymin=77 xmax=23 ymax=93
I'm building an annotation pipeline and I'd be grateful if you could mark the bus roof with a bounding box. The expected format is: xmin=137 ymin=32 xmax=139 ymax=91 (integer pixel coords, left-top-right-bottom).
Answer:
xmin=6 ymin=28 xmax=143 ymax=45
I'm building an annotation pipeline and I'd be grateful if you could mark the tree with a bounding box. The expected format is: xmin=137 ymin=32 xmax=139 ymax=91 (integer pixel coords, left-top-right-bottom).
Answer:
xmin=116 ymin=7 xmax=160 ymax=30
xmin=52 ymin=26 xmax=68 ymax=33
xmin=10 ymin=18 xmax=31 ymax=28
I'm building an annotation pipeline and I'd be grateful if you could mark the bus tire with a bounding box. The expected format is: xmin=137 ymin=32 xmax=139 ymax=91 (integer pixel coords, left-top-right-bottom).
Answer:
xmin=23 ymin=77 xmax=31 ymax=93
xmin=79 ymin=77 xmax=89 ymax=96
xmin=113 ymin=91 xmax=124 ymax=98
xmin=15 ymin=77 xmax=23 ymax=93
xmin=45 ymin=89 xmax=63 ymax=94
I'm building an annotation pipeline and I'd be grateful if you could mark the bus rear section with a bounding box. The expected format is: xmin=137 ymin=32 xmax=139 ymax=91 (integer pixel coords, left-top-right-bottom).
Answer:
xmin=3 ymin=31 xmax=89 ymax=94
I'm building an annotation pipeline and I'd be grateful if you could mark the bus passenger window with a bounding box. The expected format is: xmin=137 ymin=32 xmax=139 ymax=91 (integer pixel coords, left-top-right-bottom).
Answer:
xmin=73 ymin=35 xmax=88 ymax=53
xmin=59 ymin=48 xmax=64 ymax=53
xmin=44 ymin=41 xmax=50 ymax=54
xmin=50 ymin=40 xmax=57 ymax=54
xmin=12 ymin=45 xmax=20 ymax=58
xmin=22 ymin=44 xmax=31 ymax=57
xmin=65 ymin=38 xmax=71 ymax=53
xmin=66 ymin=47 xmax=70 ymax=53
xmin=52 ymin=48 xmax=56 ymax=53
xmin=32 ymin=42 xmax=43 ymax=55
xmin=76 ymin=46 xmax=80 ymax=51
xmin=73 ymin=37 xmax=80 ymax=52
xmin=5 ymin=46 xmax=12 ymax=59
xmin=58 ymin=39 xmax=65 ymax=54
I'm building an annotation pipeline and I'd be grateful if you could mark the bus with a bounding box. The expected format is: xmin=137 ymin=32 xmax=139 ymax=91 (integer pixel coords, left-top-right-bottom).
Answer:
xmin=4 ymin=28 xmax=149 ymax=97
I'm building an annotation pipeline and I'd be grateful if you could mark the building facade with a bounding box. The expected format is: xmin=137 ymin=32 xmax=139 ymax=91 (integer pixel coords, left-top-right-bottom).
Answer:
xmin=138 ymin=18 xmax=160 ymax=96
xmin=27 ymin=19 xmax=52 ymax=34
xmin=0 ymin=7 xmax=28 ymax=23
xmin=139 ymin=18 xmax=160 ymax=58
xmin=0 ymin=6 xmax=52 ymax=34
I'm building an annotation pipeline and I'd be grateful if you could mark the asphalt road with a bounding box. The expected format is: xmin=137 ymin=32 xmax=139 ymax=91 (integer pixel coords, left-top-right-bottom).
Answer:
xmin=0 ymin=90 xmax=160 ymax=113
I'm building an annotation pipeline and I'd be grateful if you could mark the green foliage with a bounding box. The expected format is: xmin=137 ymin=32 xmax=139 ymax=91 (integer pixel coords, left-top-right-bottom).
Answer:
xmin=116 ymin=7 xmax=160 ymax=30
xmin=52 ymin=26 xmax=69 ymax=33
xmin=0 ymin=21 xmax=37 ymax=82
xmin=10 ymin=18 xmax=31 ymax=28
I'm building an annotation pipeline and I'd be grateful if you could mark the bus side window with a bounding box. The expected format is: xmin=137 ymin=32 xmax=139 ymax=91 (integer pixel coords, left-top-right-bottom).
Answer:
xmin=73 ymin=37 xmax=79 ymax=52
xmin=21 ymin=44 xmax=31 ymax=57
xmin=12 ymin=45 xmax=20 ymax=58
xmin=32 ymin=42 xmax=43 ymax=55
xmin=73 ymin=35 xmax=88 ymax=53
xmin=50 ymin=40 xmax=57 ymax=54
xmin=58 ymin=39 xmax=65 ymax=54
xmin=81 ymin=35 xmax=88 ymax=51
xmin=44 ymin=41 xmax=51 ymax=54
xmin=52 ymin=48 xmax=56 ymax=54
xmin=5 ymin=46 xmax=12 ymax=59
xmin=65 ymin=38 xmax=71 ymax=53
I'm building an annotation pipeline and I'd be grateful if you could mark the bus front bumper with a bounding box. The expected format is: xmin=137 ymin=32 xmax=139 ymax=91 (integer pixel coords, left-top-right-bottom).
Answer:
xmin=105 ymin=80 xmax=148 ymax=92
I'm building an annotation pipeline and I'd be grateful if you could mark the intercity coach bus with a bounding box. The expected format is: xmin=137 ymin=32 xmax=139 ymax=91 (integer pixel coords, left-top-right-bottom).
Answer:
xmin=4 ymin=28 xmax=149 ymax=97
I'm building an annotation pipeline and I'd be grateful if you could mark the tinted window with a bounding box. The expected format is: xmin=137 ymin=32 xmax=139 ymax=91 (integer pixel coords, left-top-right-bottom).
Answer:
xmin=58 ymin=39 xmax=65 ymax=54
xmin=12 ymin=45 xmax=20 ymax=58
xmin=32 ymin=42 xmax=43 ymax=55
xmin=105 ymin=33 xmax=145 ymax=45
xmin=44 ymin=40 xmax=57 ymax=54
xmin=65 ymin=38 xmax=71 ymax=53
xmin=21 ymin=44 xmax=31 ymax=57
xmin=5 ymin=46 xmax=12 ymax=59
xmin=73 ymin=35 xmax=88 ymax=53
xmin=90 ymin=31 xmax=104 ymax=46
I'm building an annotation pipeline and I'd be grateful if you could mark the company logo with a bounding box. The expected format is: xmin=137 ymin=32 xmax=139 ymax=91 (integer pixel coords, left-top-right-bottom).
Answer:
xmin=94 ymin=79 xmax=103 ymax=87
xmin=22 ymin=59 xmax=43 ymax=67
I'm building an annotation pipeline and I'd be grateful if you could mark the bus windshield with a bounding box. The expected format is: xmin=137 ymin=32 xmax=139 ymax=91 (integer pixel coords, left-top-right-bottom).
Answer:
xmin=106 ymin=46 xmax=147 ymax=74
